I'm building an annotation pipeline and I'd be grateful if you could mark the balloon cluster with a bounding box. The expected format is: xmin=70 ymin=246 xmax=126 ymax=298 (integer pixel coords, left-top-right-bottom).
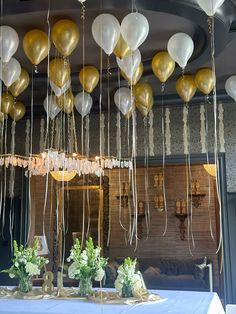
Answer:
xmin=0 ymin=26 xmax=27 ymax=122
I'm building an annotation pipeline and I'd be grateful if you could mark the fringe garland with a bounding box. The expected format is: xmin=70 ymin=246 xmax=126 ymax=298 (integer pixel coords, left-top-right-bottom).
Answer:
xmin=200 ymin=105 xmax=207 ymax=154
xmin=218 ymin=103 xmax=225 ymax=153
xmin=39 ymin=117 xmax=45 ymax=153
xmin=148 ymin=110 xmax=154 ymax=156
xmin=183 ymin=106 xmax=189 ymax=155
xmin=165 ymin=108 xmax=171 ymax=155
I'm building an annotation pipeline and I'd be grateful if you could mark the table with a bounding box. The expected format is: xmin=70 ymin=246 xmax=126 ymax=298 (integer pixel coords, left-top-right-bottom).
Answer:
xmin=0 ymin=290 xmax=225 ymax=314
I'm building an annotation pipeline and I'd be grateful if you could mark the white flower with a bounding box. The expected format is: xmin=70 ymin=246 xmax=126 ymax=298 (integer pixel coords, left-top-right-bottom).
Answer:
xmin=132 ymin=277 xmax=142 ymax=292
xmin=25 ymin=262 xmax=40 ymax=276
xmin=68 ymin=262 xmax=80 ymax=279
xmin=114 ymin=277 xmax=123 ymax=292
xmin=95 ymin=268 xmax=105 ymax=281
xmin=14 ymin=262 xmax=19 ymax=267
xmin=9 ymin=273 xmax=15 ymax=278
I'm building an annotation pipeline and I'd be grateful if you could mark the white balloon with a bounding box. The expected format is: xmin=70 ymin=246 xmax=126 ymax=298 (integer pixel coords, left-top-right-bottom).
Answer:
xmin=116 ymin=49 xmax=141 ymax=82
xmin=0 ymin=26 xmax=19 ymax=63
xmin=114 ymin=87 xmax=133 ymax=116
xmin=196 ymin=0 xmax=225 ymax=16
xmin=225 ymin=76 xmax=236 ymax=102
xmin=92 ymin=14 xmax=120 ymax=55
xmin=43 ymin=95 xmax=61 ymax=120
xmin=74 ymin=92 xmax=93 ymax=117
xmin=1 ymin=58 xmax=21 ymax=87
xmin=121 ymin=12 xmax=149 ymax=51
xmin=167 ymin=33 xmax=194 ymax=69
xmin=50 ymin=79 xmax=71 ymax=97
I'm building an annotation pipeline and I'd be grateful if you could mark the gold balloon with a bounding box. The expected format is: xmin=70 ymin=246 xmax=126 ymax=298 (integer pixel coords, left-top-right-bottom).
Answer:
xmin=56 ymin=90 xmax=74 ymax=114
xmin=79 ymin=66 xmax=99 ymax=93
xmin=23 ymin=29 xmax=49 ymax=65
xmin=1 ymin=92 xmax=14 ymax=114
xmin=176 ymin=75 xmax=197 ymax=103
xmin=52 ymin=19 xmax=79 ymax=57
xmin=49 ymin=58 xmax=71 ymax=88
xmin=113 ymin=35 xmax=132 ymax=59
xmin=195 ymin=68 xmax=214 ymax=95
xmin=9 ymin=69 xmax=30 ymax=97
xmin=133 ymin=82 xmax=153 ymax=117
xmin=152 ymin=51 xmax=175 ymax=83
xmin=121 ymin=62 xmax=144 ymax=86
xmin=9 ymin=101 xmax=26 ymax=121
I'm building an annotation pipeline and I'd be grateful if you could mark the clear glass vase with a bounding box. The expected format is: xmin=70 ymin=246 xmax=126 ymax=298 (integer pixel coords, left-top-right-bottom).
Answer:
xmin=78 ymin=277 xmax=93 ymax=297
xmin=18 ymin=276 xmax=32 ymax=293
xmin=122 ymin=283 xmax=133 ymax=298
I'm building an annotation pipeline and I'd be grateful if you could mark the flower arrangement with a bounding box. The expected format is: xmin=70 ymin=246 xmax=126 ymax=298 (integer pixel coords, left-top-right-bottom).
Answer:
xmin=1 ymin=239 xmax=49 ymax=293
xmin=114 ymin=257 xmax=143 ymax=298
xmin=67 ymin=237 xmax=107 ymax=296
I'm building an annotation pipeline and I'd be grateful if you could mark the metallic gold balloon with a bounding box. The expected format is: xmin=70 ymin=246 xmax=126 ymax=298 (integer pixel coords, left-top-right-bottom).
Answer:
xmin=133 ymin=82 xmax=153 ymax=117
xmin=49 ymin=58 xmax=71 ymax=88
xmin=195 ymin=68 xmax=214 ymax=95
xmin=176 ymin=75 xmax=197 ymax=103
xmin=79 ymin=66 xmax=99 ymax=93
xmin=52 ymin=19 xmax=79 ymax=57
xmin=9 ymin=101 xmax=26 ymax=121
xmin=113 ymin=35 xmax=132 ymax=59
xmin=1 ymin=92 xmax=14 ymax=114
xmin=121 ymin=62 xmax=144 ymax=86
xmin=56 ymin=90 xmax=74 ymax=114
xmin=9 ymin=69 xmax=30 ymax=97
xmin=152 ymin=51 xmax=175 ymax=83
xmin=23 ymin=29 xmax=49 ymax=65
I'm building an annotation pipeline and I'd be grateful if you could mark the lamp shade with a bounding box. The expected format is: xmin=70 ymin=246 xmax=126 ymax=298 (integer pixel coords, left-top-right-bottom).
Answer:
xmin=203 ymin=164 xmax=216 ymax=177
xmin=50 ymin=171 xmax=76 ymax=182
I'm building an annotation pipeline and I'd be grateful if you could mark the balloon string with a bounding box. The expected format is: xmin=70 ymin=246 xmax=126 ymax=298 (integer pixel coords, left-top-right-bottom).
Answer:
xmin=161 ymin=83 xmax=168 ymax=236
xmin=1 ymin=118 xmax=7 ymax=238
xmin=205 ymin=96 xmax=215 ymax=240
xmin=209 ymin=16 xmax=222 ymax=253
xmin=107 ymin=56 xmax=110 ymax=156
xmin=0 ymin=119 xmax=4 ymax=223
xmin=144 ymin=117 xmax=150 ymax=240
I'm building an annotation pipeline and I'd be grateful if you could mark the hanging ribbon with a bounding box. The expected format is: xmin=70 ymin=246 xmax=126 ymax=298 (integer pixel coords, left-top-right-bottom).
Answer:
xmin=116 ymin=112 xmax=121 ymax=159
xmin=165 ymin=108 xmax=171 ymax=155
xmin=183 ymin=106 xmax=189 ymax=155
xmin=85 ymin=115 xmax=90 ymax=157
xmin=218 ymin=103 xmax=225 ymax=153
xmin=39 ymin=117 xmax=45 ymax=153
xmin=148 ymin=110 xmax=154 ymax=156
xmin=100 ymin=113 xmax=105 ymax=156
xmin=200 ymin=105 xmax=207 ymax=154
xmin=25 ymin=119 xmax=30 ymax=157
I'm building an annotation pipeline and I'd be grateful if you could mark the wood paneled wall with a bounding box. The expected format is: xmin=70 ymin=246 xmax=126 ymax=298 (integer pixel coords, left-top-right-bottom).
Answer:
xmin=105 ymin=164 xmax=221 ymax=291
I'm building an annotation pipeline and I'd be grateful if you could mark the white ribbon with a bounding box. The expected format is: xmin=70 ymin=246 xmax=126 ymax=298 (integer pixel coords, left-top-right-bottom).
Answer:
xmin=218 ymin=103 xmax=225 ymax=153
xmin=165 ymin=108 xmax=171 ymax=155
xmin=148 ymin=110 xmax=154 ymax=156
xmin=200 ymin=105 xmax=207 ymax=154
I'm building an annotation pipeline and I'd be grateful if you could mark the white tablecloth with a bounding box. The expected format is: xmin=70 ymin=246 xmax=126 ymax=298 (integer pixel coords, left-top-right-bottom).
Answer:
xmin=0 ymin=289 xmax=225 ymax=314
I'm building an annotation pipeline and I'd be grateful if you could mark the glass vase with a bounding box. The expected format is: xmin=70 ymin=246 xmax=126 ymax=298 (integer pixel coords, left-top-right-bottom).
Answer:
xmin=18 ymin=276 xmax=32 ymax=293
xmin=122 ymin=283 xmax=133 ymax=298
xmin=78 ymin=277 xmax=93 ymax=297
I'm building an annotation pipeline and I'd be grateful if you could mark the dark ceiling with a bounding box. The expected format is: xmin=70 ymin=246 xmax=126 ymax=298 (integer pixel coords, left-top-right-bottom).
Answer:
xmin=2 ymin=0 xmax=236 ymax=114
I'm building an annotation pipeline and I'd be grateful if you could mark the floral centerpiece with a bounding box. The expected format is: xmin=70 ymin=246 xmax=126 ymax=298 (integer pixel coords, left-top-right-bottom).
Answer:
xmin=67 ymin=237 xmax=107 ymax=296
xmin=1 ymin=239 xmax=49 ymax=293
xmin=114 ymin=257 xmax=143 ymax=298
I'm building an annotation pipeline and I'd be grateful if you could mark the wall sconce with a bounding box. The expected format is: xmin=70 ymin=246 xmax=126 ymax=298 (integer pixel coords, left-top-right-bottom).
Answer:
xmin=116 ymin=182 xmax=130 ymax=208
xmin=154 ymin=173 xmax=163 ymax=189
xmin=154 ymin=194 xmax=164 ymax=212
xmin=189 ymin=180 xmax=206 ymax=208
xmin=175 ymin=200 xmax=188 ymax=241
